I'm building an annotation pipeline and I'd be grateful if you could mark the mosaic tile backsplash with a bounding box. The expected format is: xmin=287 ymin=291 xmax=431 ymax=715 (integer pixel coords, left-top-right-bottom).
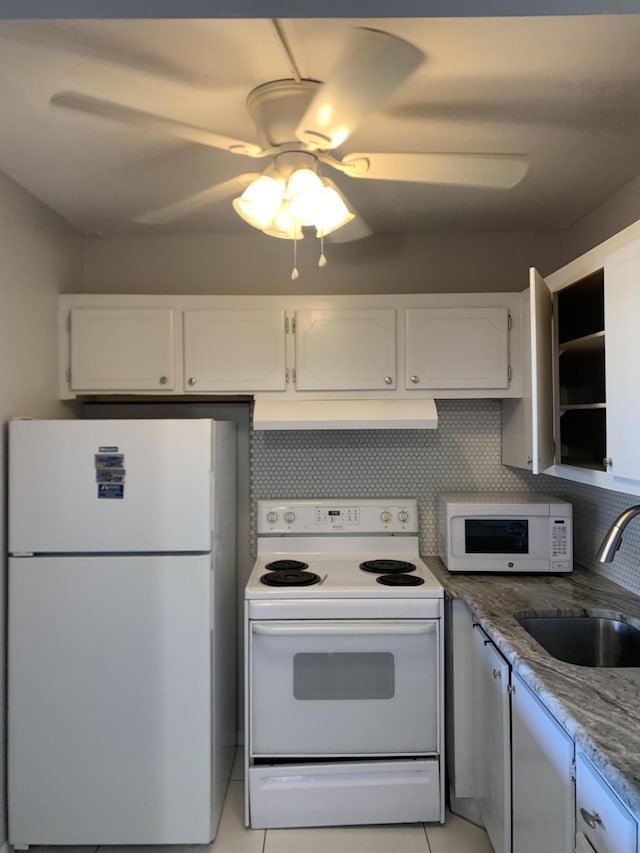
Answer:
xmin=251 ymin=399 xmax=640 ymax=597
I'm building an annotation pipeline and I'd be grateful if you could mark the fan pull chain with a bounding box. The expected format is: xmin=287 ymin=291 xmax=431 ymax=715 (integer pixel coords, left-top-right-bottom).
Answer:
xmin=291 ymin=233 xmax=299 ymax=280
xmin=318 ymin=232 xmax=327 ymax=268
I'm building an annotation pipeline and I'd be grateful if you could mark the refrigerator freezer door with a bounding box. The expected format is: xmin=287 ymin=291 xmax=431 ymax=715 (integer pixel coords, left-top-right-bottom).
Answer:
xmin=8 ymin=554 xmax=213 ymax=845
xmin=9 ymin=419 xmax=214 ymax=552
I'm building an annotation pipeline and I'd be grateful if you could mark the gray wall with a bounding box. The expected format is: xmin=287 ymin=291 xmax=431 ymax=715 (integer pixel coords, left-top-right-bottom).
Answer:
xmin=0 ymin=169 xmax=83 ymax=846
xmin=81 ymin=229 xmax=566 ymax=295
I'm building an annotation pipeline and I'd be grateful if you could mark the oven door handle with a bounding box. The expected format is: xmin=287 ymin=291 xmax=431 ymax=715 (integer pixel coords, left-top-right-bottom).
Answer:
xmin=252 ymin=621 xmax=437 ymax=636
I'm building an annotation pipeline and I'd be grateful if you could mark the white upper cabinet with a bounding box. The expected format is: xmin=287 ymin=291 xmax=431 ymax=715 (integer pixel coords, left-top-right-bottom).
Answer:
xmin=69 ymin=307 xmax=175 ymax=392
xmin=60 ymin=292 xmax=520 ymax=400
xmin=503 ymin=219 xmax=640 ymax=494
xmin=604 ymin=242 xmax=640 ymax=483
xmin=294 ymin=308 xmax=397 ymax=391
xmin=183 ymin=309 xmax=286 ymax=392
xmin=405 ymin=307 xmax=510 ymax=390
xmin=503 ymin=268 xmax=554 ymax=473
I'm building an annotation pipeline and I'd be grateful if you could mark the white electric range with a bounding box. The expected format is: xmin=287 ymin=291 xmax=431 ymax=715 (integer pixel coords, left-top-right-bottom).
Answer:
xmin=244 ymin=499 xmax=444 ymax=830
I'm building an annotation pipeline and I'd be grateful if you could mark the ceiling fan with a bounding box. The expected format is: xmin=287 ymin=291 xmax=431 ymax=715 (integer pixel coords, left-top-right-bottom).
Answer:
xmin=49 ymin=24 xmax=530 ymax=246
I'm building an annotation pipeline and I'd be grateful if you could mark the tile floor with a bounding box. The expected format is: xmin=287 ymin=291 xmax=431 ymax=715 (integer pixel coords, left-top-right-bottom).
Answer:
xmin=29 ymin=750 xmax=494 ymax=853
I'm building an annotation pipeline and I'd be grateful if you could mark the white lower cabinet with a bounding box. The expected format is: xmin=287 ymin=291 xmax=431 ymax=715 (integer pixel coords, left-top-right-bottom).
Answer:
xmin=472 ymin=623 xmax=511 ymax=853
xmin=511 ymin=671 xmax=575 ymax=852
xmin=576 ymin=750 xmax=637 ymax=853
xmin=452 ymin=604 xmax=640 ymax=853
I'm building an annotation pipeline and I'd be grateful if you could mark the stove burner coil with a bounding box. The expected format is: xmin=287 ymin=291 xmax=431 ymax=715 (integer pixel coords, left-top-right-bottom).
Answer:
xmin=265 ymin=559 xmax=309 ymax=572
xmin=360 ymin=559 xmax=416 ymax=574
xmin=260 ymin=570 xmax=321 ymax=587
xmin=376 ymin=574 xmax=425 ymax=586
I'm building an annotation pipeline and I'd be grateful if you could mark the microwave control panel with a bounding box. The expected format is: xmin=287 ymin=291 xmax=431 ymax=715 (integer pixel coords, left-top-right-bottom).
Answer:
xmin=552 ymin=519 xmax=570 ymax=556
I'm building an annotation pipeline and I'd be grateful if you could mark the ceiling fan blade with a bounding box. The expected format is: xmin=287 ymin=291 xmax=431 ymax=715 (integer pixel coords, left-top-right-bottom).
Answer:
xmin=295 ymin=28 xmax=424 ymax=150
xmin=50 ymin=91 xmax=265 ymax=157
xmin=134 ymin=173 xmax=260 ymax=225
xmin=341 ymin=152 xmax=530 ymax=189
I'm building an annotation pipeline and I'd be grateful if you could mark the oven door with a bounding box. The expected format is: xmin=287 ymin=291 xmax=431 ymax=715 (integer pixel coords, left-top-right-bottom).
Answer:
xmin=249 ymin=619 xmax=439 ymax=756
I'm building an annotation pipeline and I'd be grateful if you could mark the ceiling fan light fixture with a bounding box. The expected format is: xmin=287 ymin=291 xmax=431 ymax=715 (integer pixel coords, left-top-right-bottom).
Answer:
xmin=287 ymin=171 xmax=326 ymax=227
xmin=232 ymin=175 xmax=284 ymax=229
xmin=314 ymin=181 xmax=355 ymax=236
xmin=262 ymin=203 xmax=304 ymax=240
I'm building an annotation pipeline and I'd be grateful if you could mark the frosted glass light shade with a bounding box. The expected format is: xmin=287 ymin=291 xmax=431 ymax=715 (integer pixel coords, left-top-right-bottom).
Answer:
xmin=263 ymin=202 xmax=304 ymax=239
xmin=287 ymin=168 xmax=325 ymax=226
xmin=232 ymin=175 xmax=283 ymax=228
xmin=315 ymin=184 xmax=355 ymax=236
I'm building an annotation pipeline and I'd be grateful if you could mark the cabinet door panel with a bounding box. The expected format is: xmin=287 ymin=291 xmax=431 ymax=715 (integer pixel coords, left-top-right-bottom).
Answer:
xmin=184 ymin=310 xmax=286 ymax=392
xmin=295 ymin=309 xmax=396 ymax=391
xmin=406 ymin=307 xmax=509 ymax=389
xmin=529 ymin=268 xmax=555 ymax=472
xmin=512 ymin=672 xmax=574 ymax=853
xmin=472 ymin=624 xmax=511 ymax=853
xmin=576 ymin=750 xmax=637 ymax=853
xmin=70 ymin=308 xmax=174 ymax=392
xmin=605 ymin=242 xmax=640 ymax=482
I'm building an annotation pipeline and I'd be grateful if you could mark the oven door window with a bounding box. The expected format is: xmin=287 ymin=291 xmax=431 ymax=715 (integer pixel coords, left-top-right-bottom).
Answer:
xmin=250 ymin=620 xmax=439 ymax=757
xmin=293 ymin=652 xmax=394 ymax=701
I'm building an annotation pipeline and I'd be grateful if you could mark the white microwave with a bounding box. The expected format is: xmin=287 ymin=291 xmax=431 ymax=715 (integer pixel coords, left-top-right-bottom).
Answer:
xmin=438 ymin=492 xmax=573 ymax=573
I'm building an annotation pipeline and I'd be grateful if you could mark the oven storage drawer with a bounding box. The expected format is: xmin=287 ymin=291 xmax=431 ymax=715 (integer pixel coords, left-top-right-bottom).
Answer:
xmin=248 ymin=758 xmax=441 ymax=828
xmin=249 ymin=619 xmax=440 ymax=756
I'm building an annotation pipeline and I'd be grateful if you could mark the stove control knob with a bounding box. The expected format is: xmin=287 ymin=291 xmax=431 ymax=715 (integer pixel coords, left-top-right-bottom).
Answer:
xmin=398 ymin=510 xmax=409 ymax=523
xmin=380 ymin=510 xmax=392 ymax=523
xmin=266 ymin=511 xmax=279 ymax=523
xmin=284 ymin=511 xmax=296 ymax=524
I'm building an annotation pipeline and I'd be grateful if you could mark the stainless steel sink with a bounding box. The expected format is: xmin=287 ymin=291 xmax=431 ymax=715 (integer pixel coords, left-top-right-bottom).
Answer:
xmin=515 ymin=615 xmax=640 ymax=667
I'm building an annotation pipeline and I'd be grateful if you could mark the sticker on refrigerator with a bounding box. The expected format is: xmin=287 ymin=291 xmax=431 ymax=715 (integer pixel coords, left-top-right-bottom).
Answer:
xmin=96 ymin=468 xmax=125 ymax=484
xmin=95 ymin=453 xmax=125 ymax=468
xmin=98 ymin=483 xmax=124 ymax=499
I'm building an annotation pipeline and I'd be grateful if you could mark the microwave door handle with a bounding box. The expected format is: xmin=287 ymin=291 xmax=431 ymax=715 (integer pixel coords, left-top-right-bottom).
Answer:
xmin=252 ymin=622 xmax=437 ymax=637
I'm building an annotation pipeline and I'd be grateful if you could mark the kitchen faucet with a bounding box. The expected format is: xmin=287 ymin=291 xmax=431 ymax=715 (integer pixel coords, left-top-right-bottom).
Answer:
xmin=596 ymin=505 xmax=640 ymax=562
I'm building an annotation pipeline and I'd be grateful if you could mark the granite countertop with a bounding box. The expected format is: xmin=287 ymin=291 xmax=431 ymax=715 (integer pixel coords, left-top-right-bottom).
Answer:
xmin=423 ymin=558 xmax=640 ymax=819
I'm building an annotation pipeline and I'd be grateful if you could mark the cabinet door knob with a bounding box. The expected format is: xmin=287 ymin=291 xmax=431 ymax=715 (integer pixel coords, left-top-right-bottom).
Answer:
xmin=580 ymin=807 xmax=603 ymax=829
xmin=159 ymin=376 xmax=168 ymax=385
xmin=410 ymin=375 xmax=419 ymax=384
xmin=188 ymin=377 xmax=197 ymax=386
xmin=384 ymin=376 xmax=393 ymax=385
xmin=603 ymin=457 xmax=613 ymax=468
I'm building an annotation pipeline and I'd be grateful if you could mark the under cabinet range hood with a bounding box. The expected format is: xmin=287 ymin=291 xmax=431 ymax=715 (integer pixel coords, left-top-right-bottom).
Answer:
xmin=252 ymin=397 xmax=438 ymax=430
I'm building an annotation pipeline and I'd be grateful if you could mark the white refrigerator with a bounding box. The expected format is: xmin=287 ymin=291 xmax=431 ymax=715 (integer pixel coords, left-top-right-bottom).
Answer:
xmin=8 ymin=418 xmax=236 ymax=847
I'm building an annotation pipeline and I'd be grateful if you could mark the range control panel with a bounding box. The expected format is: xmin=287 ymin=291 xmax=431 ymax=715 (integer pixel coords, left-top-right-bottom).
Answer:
xmin=258 ymin=499 xmax=418 ymax=534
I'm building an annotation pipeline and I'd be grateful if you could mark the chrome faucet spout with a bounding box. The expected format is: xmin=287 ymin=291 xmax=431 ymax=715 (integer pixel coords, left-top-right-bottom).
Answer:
xmin=596 ymin=505 xmax=640 ymax=563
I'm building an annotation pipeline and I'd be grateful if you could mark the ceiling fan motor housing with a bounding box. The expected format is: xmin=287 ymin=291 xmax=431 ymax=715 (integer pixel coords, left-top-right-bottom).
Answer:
xmin=246 ymin=79 xmax=321 ymax=150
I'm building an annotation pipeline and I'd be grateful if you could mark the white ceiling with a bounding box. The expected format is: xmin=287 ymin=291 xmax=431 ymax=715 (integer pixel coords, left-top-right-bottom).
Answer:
xmin=0 ymin=15 xmax=639 ymax=238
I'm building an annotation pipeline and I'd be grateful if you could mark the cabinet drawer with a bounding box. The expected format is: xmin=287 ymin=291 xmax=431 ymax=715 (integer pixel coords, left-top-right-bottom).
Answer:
xmin=576 ymin=751 xmax=637 ymax=853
